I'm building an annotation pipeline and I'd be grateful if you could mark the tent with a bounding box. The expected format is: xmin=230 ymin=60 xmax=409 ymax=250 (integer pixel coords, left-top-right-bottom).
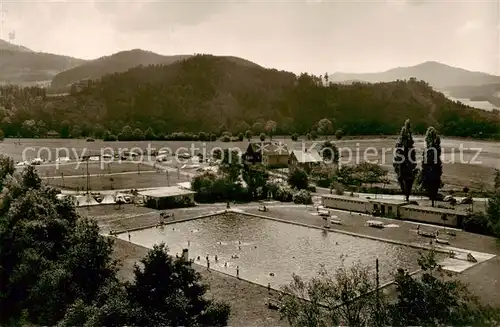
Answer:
xmin=76 ymin=194 xmax=99 ymax=207
xmin=101 ymin=194 xmax=116 ymax=205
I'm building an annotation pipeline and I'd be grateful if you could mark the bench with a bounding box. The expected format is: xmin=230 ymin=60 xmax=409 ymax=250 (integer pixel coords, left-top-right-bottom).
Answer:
xmin=435 ymin=238 xmax=450 ymax=245
xmin=258 ymin=205 xmax=268 ymax=212
xmin=160 ymin=212 xmax=174 ymax=219
xmin=318 ymin=209 xmax=330 ymax=217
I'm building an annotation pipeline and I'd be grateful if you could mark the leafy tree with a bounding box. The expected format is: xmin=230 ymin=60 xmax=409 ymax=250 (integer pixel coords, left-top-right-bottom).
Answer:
xmin=21 ymin=119 xmax=38 ymax=138
xmin=265 ymin=120 xmax=277 ymax=140
xmin=495 ymin=169 xmax=500 ymax=191
xmin=234 ymin=121 xmax=251 ymax=134
xmin=335 ymin=129 xmax=343 ymax=140
xmin=292 ymin=190 xmax=312 ymax=204
xmin=212 ymin=148 xmax=222 ymax=160
xmin=133 ymin=128 xmax=145 ymax=140
xmin=37 ymin=120 xmax=48 ymax=137
xmin=317 ymin=118 xmax=333 ymax=139
xmin=144 ymin=127 xmax=156 ymax=140
xmin=0 ymin=128 xmax=4 ymax=141
xmin=419 ymin=127 xmax=443 ymax=206
xmin=220 ymin=149 xmax=243 ymax=182
xmin=237 ymin=133 xmax=244 ymax=141
xmin=118 ymin=126 xmax=133 ymax=141
xmin=355 ymin=162 xmax=388 ymax=187
xmin=125 ymin=244 xmax=230 ymax=326
xmin=252 ymin=121 xmax=265 ymax=134
xmin=0 ymin=162 xmax=232 ymax=326
xmin=280 ymin=260 xmax=382 ymax=327
xmin=60 ymin=120 xmax=71 ymax=138
xmin=393 ymin=119 xmax=418 ymax=201
xmin=319 ymin=141 xmax=339 ymax=164
xmin=288 ymin=167 xmax=309 ymax=190
xmin=242 ymin=164 xmax=269 ymax=199
xmin=310 ymin=130 xmax=318 ymax=140
xmin=0 ymin=155 xmax=14 ymax=189
xmin=70 ymin=125 xmax=82 ymax=138
xmin=244 ymin=129 xmax=253 ymax=141
xmin=0 ymin=165 xmax=117 ymax=325
xmin=291 ymin=133 xmax=299 ymax=141
xmin=259 ymin=133 xmax=266 ymax=141
xmin=387 ymin=250 xmax=499 ymax=326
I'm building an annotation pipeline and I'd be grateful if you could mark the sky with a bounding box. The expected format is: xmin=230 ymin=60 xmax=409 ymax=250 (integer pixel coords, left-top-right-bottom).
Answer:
xmin=1 ymin=0 xmax=499 ymax=75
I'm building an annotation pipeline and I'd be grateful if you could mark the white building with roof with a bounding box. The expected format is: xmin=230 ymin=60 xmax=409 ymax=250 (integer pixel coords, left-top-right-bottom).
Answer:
xmin=289 ymin=149 xmax=323 ymax=171
xmin=139 ymin=186 xmax=196 ymax=210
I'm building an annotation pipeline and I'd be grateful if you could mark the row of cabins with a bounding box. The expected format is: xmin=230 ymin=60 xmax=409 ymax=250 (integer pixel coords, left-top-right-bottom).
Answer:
xmin=245 ymin=142 xmax=324 ymax=170
xmin=321 ymin=194 xmax=469 ymax=227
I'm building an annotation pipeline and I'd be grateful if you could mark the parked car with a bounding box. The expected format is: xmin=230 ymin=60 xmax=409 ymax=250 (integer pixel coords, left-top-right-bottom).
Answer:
xmin=443 ymin=195 xmax=455 ymax=202
xmin=461 ymin=197 xmax=473 ymax=204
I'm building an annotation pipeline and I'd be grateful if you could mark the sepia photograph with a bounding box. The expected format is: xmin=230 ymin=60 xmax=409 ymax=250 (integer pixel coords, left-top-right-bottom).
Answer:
xmin=0 ymin=0 xmax=499 ymax=326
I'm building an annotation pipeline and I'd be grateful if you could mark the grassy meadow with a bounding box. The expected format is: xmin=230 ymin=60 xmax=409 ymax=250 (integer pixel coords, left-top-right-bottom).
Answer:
xmin=1 ymin=136 xmax=499 ymax=192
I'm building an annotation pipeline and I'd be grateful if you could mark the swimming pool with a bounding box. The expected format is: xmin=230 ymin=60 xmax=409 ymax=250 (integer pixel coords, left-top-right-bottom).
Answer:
xmin=118 ymin=213 xmax=436 ymax=287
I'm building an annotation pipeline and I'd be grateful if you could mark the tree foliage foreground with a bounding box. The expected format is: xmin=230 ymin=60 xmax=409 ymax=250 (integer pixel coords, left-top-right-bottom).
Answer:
xmin=0 ymin=156 xmax=230 ymax=326
xmin=279 ymin=250 xmax=499 ymax=327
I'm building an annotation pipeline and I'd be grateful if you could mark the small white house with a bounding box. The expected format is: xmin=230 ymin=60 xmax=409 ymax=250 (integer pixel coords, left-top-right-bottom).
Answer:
xmin=289 ymin=149 xmax=323 ymax=172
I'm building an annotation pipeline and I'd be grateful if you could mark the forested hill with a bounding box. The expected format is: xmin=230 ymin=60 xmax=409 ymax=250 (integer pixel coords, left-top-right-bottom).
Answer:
xmin=50 ymin=49 xmax=264 ymax=90
xmin=50 ymin=49 xmax=192 ymax=89
xmin=0 ymin=55 xmax=499 ymax=139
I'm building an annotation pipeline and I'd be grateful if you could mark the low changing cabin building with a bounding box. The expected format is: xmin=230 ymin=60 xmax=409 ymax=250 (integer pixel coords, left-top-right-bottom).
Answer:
xmin=289 ymin=149 xmax=323 ymax=172
xmin=139 ymin=186 xmax=196 ymax=210
xmin=399 ymin=205 xmax=468 ymax=227
xmin=322 ymin=194 xmax=370 ymax=213
xmin=321 ymin=194 xmax=468 ymax=227
xmin=244 ymin=141 xmax=289 ymax=167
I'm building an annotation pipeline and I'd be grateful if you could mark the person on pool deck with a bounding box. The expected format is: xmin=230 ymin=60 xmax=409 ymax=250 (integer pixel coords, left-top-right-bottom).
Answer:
xmin=224 ymin=262 xmax=227 ymax=267
xmin=215 ymin=255 xmax=218 ymax=262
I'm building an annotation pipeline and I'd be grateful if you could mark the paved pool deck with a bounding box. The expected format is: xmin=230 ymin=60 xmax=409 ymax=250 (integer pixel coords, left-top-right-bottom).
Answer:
xmin=82 ymin=202 xmax=500 ymax=326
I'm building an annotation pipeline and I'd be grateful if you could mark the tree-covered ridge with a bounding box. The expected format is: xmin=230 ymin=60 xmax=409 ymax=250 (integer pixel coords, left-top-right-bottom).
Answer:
xmin=0 ymin=49 xmax=85 ymax=84
xmin=0 ymin=55 xmax=499 ymax=139
xmin=50 ymin=49 xmax=192 ymax=89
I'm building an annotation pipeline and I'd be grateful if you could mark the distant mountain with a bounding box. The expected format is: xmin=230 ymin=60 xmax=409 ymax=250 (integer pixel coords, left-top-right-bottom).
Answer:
xmin=50 ymin=49 xmax=263 ymax=89
xmin=50 ymin=49 xmax=192 ymax=89
xmin=329 ymin=61 xmax=500 ymax=89
xmin=2 ymin=54 xmax=494 ymax=140
xmin=0 ymin=39 xmax=32 ymax=52
xmin=0 ymin=39 xmax=86 ymax=85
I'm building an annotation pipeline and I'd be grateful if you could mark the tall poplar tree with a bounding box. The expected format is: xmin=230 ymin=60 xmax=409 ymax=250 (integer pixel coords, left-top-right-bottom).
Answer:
xmin=420 ymin=127 xmax=443 ymax=206
xmin=393 ymin=119 xmax=417 ymax=201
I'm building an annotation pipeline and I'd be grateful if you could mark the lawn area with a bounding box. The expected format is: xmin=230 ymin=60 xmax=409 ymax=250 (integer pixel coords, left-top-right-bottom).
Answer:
xmin=46 ymin=169 xmax=191 ymax=191
xmin=35 ymin=161 xmax=155 ymax=177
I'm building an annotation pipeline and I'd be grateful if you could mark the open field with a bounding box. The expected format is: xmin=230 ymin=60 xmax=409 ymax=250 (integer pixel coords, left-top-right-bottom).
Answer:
xmin=34 ymin=161 xmax=155 ymax=177
xmin=2 ymin=136 xmax=500 ymax=192
xmin=47 ymin=169 xmax=191 ymax=191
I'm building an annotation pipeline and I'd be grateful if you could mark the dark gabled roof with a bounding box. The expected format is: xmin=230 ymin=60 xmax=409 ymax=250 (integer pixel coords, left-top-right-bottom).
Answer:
xmin=247 ymin=141 xmax=289 ymax=155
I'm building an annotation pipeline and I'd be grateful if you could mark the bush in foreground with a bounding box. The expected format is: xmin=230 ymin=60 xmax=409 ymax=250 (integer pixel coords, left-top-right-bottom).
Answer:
xmin=280 ymin=250 xmax=500 ymax=327
xmin=0 ymin=160 xmax=230 ymax=326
